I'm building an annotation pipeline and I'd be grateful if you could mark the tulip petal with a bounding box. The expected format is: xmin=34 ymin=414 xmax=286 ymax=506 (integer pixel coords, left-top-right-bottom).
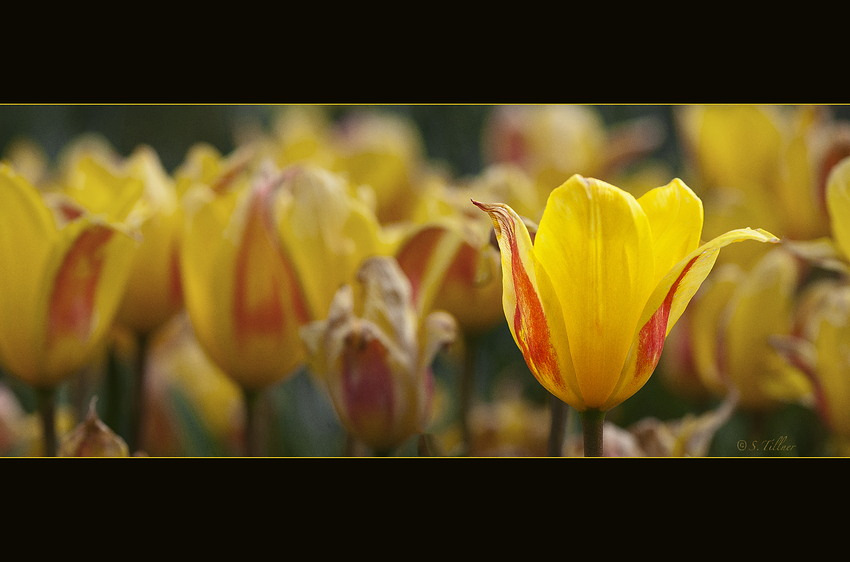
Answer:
xmin=637 ymin=178 xmax=703 ymax=287
xmin=827 ymin=156 xmax=850 ymax=261
xmin=472 ymin=199 xmax=584 ymax=408
xmin=722 ymin=247 xmax=812 ymax=409
xmin=533 ymin=175 xmax=656 ymax=408
xmin=602 ymin=227 xmax=779 ymax=411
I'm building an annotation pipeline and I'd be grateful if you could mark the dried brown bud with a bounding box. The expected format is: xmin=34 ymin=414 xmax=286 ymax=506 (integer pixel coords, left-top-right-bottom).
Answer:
xmin=59 ymin=397 xmax=129 ymax=457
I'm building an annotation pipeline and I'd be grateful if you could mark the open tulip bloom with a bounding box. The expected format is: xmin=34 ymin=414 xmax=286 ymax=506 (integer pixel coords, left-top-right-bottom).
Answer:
xmin=473 ymin=174 xmax=778 ymax=456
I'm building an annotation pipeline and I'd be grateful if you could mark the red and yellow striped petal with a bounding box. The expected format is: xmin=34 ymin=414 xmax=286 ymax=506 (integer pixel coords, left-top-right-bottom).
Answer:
xmin=602 ymin=227 xmax=779 ymax=411
xmin=472 ymin=199 xmax=584 ymax=409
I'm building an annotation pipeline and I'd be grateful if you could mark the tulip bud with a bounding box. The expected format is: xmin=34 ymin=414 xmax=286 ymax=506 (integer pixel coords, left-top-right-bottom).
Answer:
xmin=301 ymin=256 xmax=457 ymax=454
xmin=59 ymin=397 xmax=129 ymax=457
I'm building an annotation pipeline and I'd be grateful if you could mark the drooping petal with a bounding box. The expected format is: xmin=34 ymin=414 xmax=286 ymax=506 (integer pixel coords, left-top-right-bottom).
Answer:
xmin=603 ymin=227 xmax=779 ymax=411
xmin=533 ymin=175 xmax=656 ymax=408
xmin=471 ymin=199 xmax=584 ymax=409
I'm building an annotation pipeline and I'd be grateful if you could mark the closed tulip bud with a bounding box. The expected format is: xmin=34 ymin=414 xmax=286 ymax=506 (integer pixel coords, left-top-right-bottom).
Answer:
xmin=301 ymin=256 xmax=457 ymax=455
xmin=59 ymin=397 xmax=129 ymax=457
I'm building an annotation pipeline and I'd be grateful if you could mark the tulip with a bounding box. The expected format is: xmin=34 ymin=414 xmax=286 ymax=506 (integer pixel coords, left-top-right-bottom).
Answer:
xmin=60 ymin=145 xmax=185 ymax=453
xmin=473 ymin=174 xmax=778 ymax=455
xmin=300 ymin=256 xmax=457 ymax=456
xmin=677 ymin=105 xmax=850 ymax=263
xmin=181 ymin=160 xmax=397 ymax=454
xmin=0 ymin=163 xmax=137 ymax=455
xmin=773 ymin=281 xmax=850 ymax=455
xmin=482 ymin=105 xmax=665 ymax=204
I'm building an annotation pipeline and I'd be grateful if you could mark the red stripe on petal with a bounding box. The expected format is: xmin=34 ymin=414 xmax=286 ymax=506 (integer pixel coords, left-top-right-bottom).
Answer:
xmin=342 ymin=330 xmax=396 ymax=440
xmin=490 ymin=207 xmax=563 ymax=392
xmin=635 ymin=255 xmax=699 ymax=380
xmin=232 ymin=197 xmax=285 ymax=344
xmin=48 ymin=226 xmax=114 ymax=344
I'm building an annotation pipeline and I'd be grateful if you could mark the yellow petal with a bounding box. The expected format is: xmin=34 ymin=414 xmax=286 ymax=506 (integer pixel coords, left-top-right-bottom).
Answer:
xmin=637 ymin=178 xmax=703 ymax=288
xmin=827 ymin=155 xmax=850 ymax=260
xmin=602 ymin=227 xmax=779 ymax=411
xmin=533 ymin=175 xmax=655 ymax=408
xmin=0 ymin=164 xmax=57 ymax=378
xmin=274 ymin=165 xmax=400 ymax=319
xmin=722 ymin=247 xmax=812 ymax=410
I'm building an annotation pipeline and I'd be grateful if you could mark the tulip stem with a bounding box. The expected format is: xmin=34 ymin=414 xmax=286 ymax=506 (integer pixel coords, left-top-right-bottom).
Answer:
xmin=548 ymin=395 xmax=568 ymax=457
xmin=128 ymin=332 xmax=150 ymax=455
xmin=460 ymin=332 xmax=478 ymax=456
xmin=580 ymin=409 xmax=605 ymax=457
xmin=36 ymin=386 xmax=57 ymax=457
xmin=242 ymin=387 xmax=260 ymax=457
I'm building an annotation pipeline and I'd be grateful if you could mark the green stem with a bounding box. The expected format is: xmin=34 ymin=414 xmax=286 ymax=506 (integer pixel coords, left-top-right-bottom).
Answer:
xmin=548 ymin=395 xmax=568 ymax=457
xmin=242 ymin=387 xmax=260 ymax=457
xmin=580 ymin=409 xmax=606 ymax=457
xmin=128 ymin=331 xmax=150 ymax=455
xmin=460 ymin=332 xmax=477 ymax=456
xmin=36 ymin=386 xmax=57 ymax=457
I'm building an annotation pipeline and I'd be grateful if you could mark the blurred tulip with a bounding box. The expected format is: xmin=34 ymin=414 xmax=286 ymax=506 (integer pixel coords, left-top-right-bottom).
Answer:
xmin=773 ymin=280 xmax=850 ymax=455
xmin=58 ymin=396 xmax=129 ymax=457
xmin=0 ymin=164 xmax=138 ymax=388
xmin=0 ymin=164 xmax=138 ymax=454
xmin=677 ymin=105 xmax=850 ymax=257
xmin=681 ymin=248 xmax=813 ymax=411
xmin=140 ymin=313 xmax=244 ymax=457
xmin=300 ymin=256 xmax=457 ymax=455
xmin=483 ymin=105 xmax=665 ymax=203
xmin=474 ymin=174 xmax=777 ymax=455
xmin=181 ymin=162 xmax=311 ymax=391
xmin=330 ymin=110 xmax=428 ymax=224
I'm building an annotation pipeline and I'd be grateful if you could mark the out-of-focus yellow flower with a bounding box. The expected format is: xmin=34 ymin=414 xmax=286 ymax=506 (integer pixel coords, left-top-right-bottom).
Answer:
xmin=330 ymin=110 xmax=428 ymax=224
xmin=685 ymin=248 xmax=814 ymax=411
xmin=182 ymin=160 xmax=398 ymax=391
xmin=300 ymin=256 xmax=457 ymax=455
xmin=773 ymin=280 xmax=850 ymax=455
xmin=59 ymin=144 xmax=184 ymax=335
xmin=483 ymin=105 xmax=665 ymax=204
xmin=395 ymin=166 xmax=540 ymax=335
xmin=677 ymin=105 xmax=850 ymax=249
xmin=473 ymin=174 xmax=777 ymax=413
xmin=0 ymin=164 xmax=137 ymax=389
xmin=181 ymin=163 xmax=311 ymax=390
xmin=58 ymin=396 xmax=129 ymax=457
xmin=141 ymin=313 xmax=244 ymax=457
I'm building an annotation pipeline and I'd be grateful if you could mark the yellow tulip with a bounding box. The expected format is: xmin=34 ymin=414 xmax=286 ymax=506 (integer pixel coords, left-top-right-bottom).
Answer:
xmin=0 ymin=163 xmax=138 ymax=389
xmin=473 ymin=175 xmax=778 ymax=416
xmin=300 ymin=256 xmax=457 ymax=455
xmin=181 ymin=163 xmax=311 ymax=391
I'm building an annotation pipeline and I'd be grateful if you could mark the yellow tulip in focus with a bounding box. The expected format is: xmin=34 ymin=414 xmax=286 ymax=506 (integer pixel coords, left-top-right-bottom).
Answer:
xmin=300 ymin=256 xmax=457 ymax=455
xmin=474 ymin=175 xmax=778 ymax=454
